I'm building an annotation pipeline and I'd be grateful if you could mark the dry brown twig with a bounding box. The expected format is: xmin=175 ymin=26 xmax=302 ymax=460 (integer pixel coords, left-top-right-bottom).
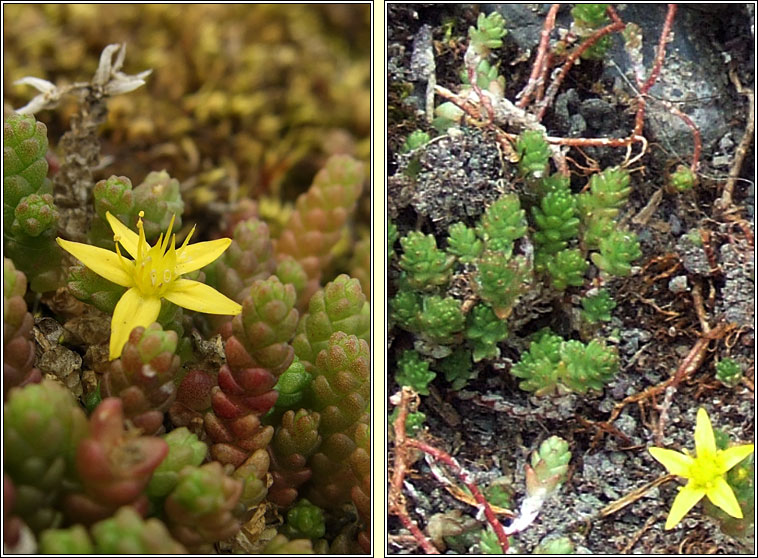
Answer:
xmin=717 ymin=68 xmax=755 ymax=211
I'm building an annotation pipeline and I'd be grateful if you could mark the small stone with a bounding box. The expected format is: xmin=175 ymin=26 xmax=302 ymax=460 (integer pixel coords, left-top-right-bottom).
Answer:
xmin=668 ymin=275 xmax=689 ymax=293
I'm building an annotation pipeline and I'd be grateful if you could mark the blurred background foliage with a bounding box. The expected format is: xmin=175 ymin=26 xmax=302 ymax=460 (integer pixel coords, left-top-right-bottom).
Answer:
xmin=3 ymin=4 xmax=371 ymax=232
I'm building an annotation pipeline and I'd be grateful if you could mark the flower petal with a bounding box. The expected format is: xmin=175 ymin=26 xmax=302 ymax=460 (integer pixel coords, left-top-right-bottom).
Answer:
xmin=57 ymin=238 xmax=134 ymax=287
xmin=694 ymin=408 xmax=717 ymax=456
xmin=649 ymin=447 xmax=695 ymax=477
xmin=719 ymin=444 xmax=755 ymax=472
xmin=105 ymin=211 xmax=140 ymax=258
xmin=706 ymin=476 xmax=743 ymax=519
xmin=665 ymin=483 xmax=705 ymax=530
xmin=175 ymin=238 xmax=232 ymax=275
xmin=163 ymin=278 xmax=242 ymax=315
xmin=109 ymin=287 xmax=162 ymax=360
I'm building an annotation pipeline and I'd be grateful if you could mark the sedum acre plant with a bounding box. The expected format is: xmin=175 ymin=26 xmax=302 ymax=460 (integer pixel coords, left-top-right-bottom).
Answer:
xmin=4 ymin=28 xmax=370 ymax=550
xmin=391 ymin=128 xmax=637 ymax=402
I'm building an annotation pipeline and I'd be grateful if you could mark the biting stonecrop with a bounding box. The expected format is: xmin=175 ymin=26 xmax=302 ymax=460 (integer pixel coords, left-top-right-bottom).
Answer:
xmin=56 ymin=210 xmax=242 ymax=360
xmin=580 ymin=288 xmax=617 ymax=324
xmin=468 ymin=11 xmax=507 ymax=57
xmin=390 ymin=130 xmax=640 ymax=400
xmin=570 ymin=4 xmax=612 ymax=60
xmin=510 ymin=330 xmax=618 ymax=396
xmin=5 ymin=106 xmax=370 ymax=552
xmin=715 ymin=357 xmax=743 ymax=388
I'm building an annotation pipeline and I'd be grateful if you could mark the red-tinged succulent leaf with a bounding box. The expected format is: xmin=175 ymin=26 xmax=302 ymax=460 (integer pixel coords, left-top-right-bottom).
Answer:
xmin=210 ymin=388 xmax=244 ymax=419
xmin=164 ymin=462 xmax=243 ymax=551
xmin=175 ymin=369 xmax=215 ymax=411
xmin=224 ymin=335 xmax=256 ymax=369
xmin=65 ymin=398 xmax=168 ymax=525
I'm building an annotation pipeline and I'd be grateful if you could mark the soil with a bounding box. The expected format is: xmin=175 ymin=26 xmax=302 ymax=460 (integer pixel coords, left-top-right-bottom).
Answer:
xmin=387 ymin=4 xmax=755 ymax=555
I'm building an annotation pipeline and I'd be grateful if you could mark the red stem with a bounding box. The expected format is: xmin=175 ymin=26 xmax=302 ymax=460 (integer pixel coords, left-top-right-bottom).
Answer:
xmin=538 ymin=20 xmax=625 ymax=121
xmin=640 ymin=4 xmax=678 ymax=94
xmin=518 ymin=3 xmax=560 ymax=108
xmin=406 ymin=438 xmax=510 ymax=553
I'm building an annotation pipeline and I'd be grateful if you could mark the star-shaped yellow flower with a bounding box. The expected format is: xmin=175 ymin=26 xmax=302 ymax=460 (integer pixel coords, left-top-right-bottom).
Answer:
xmin=57 ymin=211 xmax=242 ymax=360
xmin=649 ymin=407 xmax=754 ymax=530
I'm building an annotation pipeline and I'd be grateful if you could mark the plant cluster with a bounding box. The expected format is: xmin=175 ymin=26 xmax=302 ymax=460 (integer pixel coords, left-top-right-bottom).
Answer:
xmin=4 ymin=58 xmax=369 ymax=553
xmin=390 ymin=127 xmax=637 ymax=399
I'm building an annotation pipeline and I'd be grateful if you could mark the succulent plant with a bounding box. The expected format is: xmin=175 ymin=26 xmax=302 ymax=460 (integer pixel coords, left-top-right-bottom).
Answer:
xmin=63 ymin=398 xmax=168 ymax=525
xmin=447 ymin=222 xmax=483 ymax=263
xmin=510 ymin=330 xmax=618 ymax=396
xmin=41 ymin=506 xmax=187 ymax=554
xmin=270 ymin=357 xmax=313 ymax=418
xmin=461 ymin=59 xmax=505 ymax=96
xmin=147 ymin=427 xmax=208 ymax=500
xmin=292 ymin=274 xmax=370 ymax=372
xmin=474 ymin=251 xmax=532 ymax=319
xmin=466 ymin=303 xmax=508 ymax=362
xmin=591 ymin=228 xmax=641 ymax=277
xmin=206 ymin=217 xmax=276 ymax=304
xmin=281 ymin=498 xmax=326 ymax=540
xmin=275 ymin=154 xmax=364 ymax=309
xmin=3 ymin=112 xmax=50 ymax=227
xmin=164 ymin=461 xmax=243 ymax=551
xmin=204 ymin=277 xmax=298 ymax=468
xmin=388 ymin=221 xmax=399 ymax=262
xmin=477 ymin=193 xmax=528 ymax=255
xmin=101 ymin=323 xmax=181 ymax=435
xmin=435 ymin=347 xmax=475 ymax=390
xmin=669 ymin=164 xmax=698 ymax=191
xmin=395 ymin=350 xmax=436 ymax=396
xmin=468 ymin=11 xmax=507 ymax=57
xmin=268 ymin=408 xmax=322 ymax=507
xmin=308 ymin=332 xmax=369 ymax=437
xmin=88 ymin=175 xmax=135 ymax=248
xmin=580 ymin=289 xmax=617 ymax=324
xmin=4 ymin=112 xmax=64 ymax=292
xmin=578 ymin=167 xmax=631 ymax=250
xmin=571 ymin=4 xmax=611 ymax=60
xmin=515 ymin=130 xmax=550 ymax=181
xmin=526 ymin=436 xmax=572 ymax=497
xmin=416 ymin=295 xmax=465 ymax=345
xmin=533 ymin=535 xmax=576 ymax=554
xmin=398 ymin=231 xmax=455 ymax=291
xmin=4 ymin=380 xmax=89 ymax=532
xmin=532 ymin=187 xmax=580 ymax=255
xmin=131 ymin=170 xmax=184 ymax=242
xmin=3 ymin=258 xmax=42 ymax=399
xmin=715 ymin=357 xmax=743 ymax=388
xmin=546 ymin=248 xmax=589 ymax=290
xmin=400 ymin=130 xmax=431 ymax=153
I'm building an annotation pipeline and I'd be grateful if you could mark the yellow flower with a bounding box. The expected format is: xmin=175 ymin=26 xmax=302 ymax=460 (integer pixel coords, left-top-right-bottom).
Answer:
xmin=57 ymin=211 xmax=242 ymax=360
xmin=649 ymin=407 xmax=754 ymax=530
